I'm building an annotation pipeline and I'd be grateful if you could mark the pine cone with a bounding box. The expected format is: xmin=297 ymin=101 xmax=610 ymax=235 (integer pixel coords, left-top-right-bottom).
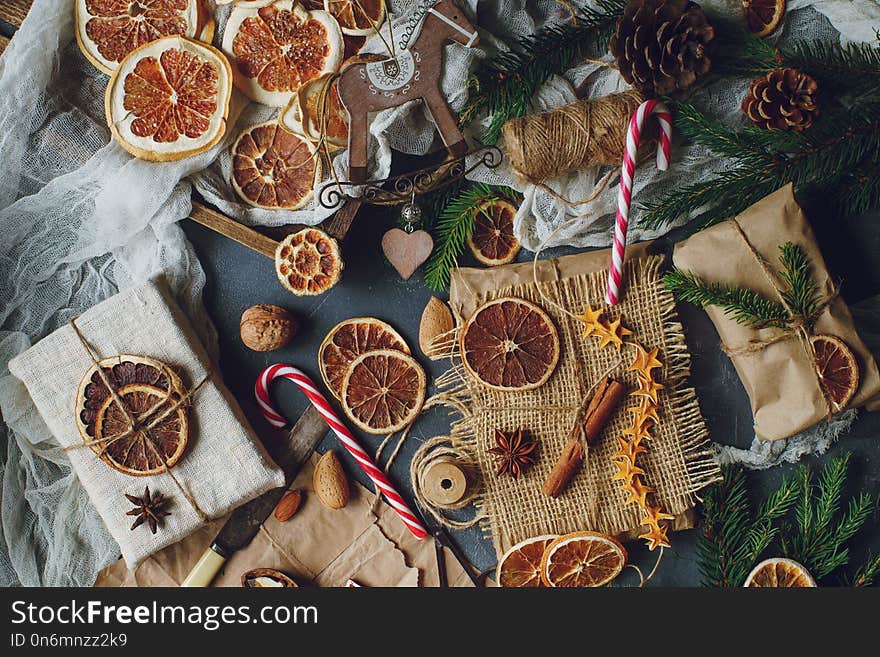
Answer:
xmin=741 ymin=68 xmax=819 ymax=131
xmin=609 ymin=0 xmax=715 ymax=96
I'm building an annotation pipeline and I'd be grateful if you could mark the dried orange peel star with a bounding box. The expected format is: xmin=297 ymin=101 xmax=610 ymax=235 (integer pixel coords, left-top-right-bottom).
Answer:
xmin=579 ymin=304 xmax=672 ymax=551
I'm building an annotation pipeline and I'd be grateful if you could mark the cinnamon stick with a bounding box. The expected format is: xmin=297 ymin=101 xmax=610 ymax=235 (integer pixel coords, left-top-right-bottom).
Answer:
xmin=541 ymin=377 xmax=627 ymax=498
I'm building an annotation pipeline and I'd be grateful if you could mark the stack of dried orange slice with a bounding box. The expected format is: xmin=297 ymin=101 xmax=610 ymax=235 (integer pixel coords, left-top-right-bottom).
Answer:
xmin=496 ymin=531 xmax=627 ymax=587
xmin=319 ymin=318 xmax=426 ymax=434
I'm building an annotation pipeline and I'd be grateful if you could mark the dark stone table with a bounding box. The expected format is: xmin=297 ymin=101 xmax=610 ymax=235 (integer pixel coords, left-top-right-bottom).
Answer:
xmin=182 ymin=191 xmax=880 ymax=587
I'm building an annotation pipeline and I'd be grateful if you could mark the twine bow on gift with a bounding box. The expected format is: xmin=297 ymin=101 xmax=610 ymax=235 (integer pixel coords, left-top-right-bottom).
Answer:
xmin=721 ymin=219 xmax=842 ymax=418
xmin=64 ymin=319 xmax=211 ymax=522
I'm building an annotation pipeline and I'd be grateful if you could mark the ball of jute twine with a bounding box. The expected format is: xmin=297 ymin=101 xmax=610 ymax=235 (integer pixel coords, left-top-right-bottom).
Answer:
xmin=501 ymin=90 xmax=647 ymax=187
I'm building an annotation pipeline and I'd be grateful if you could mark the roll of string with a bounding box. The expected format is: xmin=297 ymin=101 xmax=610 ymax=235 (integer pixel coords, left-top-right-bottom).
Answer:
xmin=501 ymin=90 xmax=651 ymax=205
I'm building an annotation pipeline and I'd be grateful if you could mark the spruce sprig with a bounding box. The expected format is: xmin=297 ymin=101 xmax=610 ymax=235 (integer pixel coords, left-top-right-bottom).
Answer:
xmin=460 ymin=0 xmax=626 ymax=144
xmin=698 ymin=456 xmax=879 ymax=587
xmin=663 ymin=242 xmax=823 ymax=330
xmin=423 ymin=183 xmax=518 ymax=290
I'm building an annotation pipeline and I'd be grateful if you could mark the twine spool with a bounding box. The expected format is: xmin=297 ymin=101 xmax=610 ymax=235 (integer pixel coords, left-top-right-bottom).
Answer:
xmin=422 ymin=458 xmax=469 ymax=507
xmin=501 ymin=90 xmax=648 ymax=184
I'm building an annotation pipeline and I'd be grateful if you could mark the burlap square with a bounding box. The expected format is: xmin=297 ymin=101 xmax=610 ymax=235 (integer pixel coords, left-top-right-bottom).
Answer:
xmin=439 ymin=248 xmax=720 ymax=557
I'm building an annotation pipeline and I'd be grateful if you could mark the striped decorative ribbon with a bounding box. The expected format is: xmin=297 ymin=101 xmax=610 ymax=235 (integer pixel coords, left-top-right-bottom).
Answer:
xmin=606 ymin=99 xmax=673 ymax=306
xmin=255 ymin=364 xmax=427 ymax=540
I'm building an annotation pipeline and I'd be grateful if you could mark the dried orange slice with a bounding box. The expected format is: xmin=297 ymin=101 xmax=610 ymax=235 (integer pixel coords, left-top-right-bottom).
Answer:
xmin=466 ymin=199 xmax=520 ymax=266
xmin=324 ymin=0 xmax=386 ymax=36
xmin=811 ymin=334 xmax=859 ymax=410
xmin=460 ymin=297 xmax=560 ymax=391
xmin=232 ymin=121 xmax=319 ymax=210
xmin=75 ymin=355 xmax=189 ymax=476
xmin=497 ymin=535 xmax=557 ymax=587
xmin=75 ymin=0 xmax=206 ymax=74
xmin=105 ymin=36 xmax=232 ymax=161
xmin=744 ymin=558 xmax=816 ymax=587
xmin=280 ymin=75 xmax=349 ymax=150
xmin=275 ymin=228 xmax=343 ymax=296
xmin=540 ymin=531 xmax=627 ymax=587
xmin=222 ymin=0 xmax=344 ymax=107
xmin=319 ymin=318 xmax=410 ymax=400
xmin=340 ymin=349 xmax=426 ymax=434
xmin=742 ymin=0 xmax=785 ymax=38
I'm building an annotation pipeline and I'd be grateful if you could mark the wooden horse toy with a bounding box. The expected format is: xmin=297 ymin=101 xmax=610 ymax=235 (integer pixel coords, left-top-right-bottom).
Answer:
xmin=337 ymin=0 xmax=479 ymax=183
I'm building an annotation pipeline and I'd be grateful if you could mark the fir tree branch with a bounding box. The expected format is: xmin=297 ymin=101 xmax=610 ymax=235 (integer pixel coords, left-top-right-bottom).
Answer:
xmin=848 ymin=551 xmax=880 ymax=587
xmin=778 ymin=243 xmax=821 ymax=326
xmin=460 ymin=0 xmax=626 ymax=144
xmin=663 ymin=268 xmax=789 ymax=328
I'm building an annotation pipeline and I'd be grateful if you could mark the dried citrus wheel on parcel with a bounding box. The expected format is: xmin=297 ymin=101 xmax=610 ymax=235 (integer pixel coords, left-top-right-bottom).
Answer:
xmin=275 ymin=228 xmax=343 ymax=296
xmin=105 ymin=36 xmax=232 ymax=161
xmin=742 ymin=0 xmax=786 ymax=38
xmin=319 ymin=318 xmax=410 ymax=399
xmin=811 ymin=334 xmax=860 ymax=410
xmin=460 ymin=297 xmax=560 ymax=391
xmin=75 ymin=0 xmax=207 ymax=74
xmin=466 ymin=199 xmax=521 ymax=266
xmin=540 ymin=531 xmax=627 ymax=588
xmin=744 ymin=558 xmax=816 ymax=587
xmin=222 ymin=0 xmax=344 ymax=107
xmin=232 ymin=121 xmax=319 ymax=209
xmin=280 ymin=75 xmax=349 ymax=150
xmin=341 ymin=349 xmax=426 ymax=434
xmin=74 ymin=355 xmax=189 ymax=476
xmin=324 ymin=0 xmax=386 ymax=36
xmin=497 ymin=535 xmax=557 ymax=587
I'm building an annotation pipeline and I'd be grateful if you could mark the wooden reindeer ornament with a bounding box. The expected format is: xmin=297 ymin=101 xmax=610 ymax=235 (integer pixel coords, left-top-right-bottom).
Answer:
xmin=337 ymin=0 xmax=479 ymax=183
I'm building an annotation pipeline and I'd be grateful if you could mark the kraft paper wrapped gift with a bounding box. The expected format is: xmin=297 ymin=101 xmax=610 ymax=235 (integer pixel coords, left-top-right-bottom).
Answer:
xmin=8 ymin=277 xmax=285 ymax=569
xmin=672 ymin=185 xmax=880 ymax=441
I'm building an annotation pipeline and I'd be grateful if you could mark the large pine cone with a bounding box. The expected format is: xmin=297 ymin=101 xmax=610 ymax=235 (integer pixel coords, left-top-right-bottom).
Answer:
xmin=610 ymin=0 xmax=715 ymax=96
xmin=741 ymin=68 xmax=819 ymax=131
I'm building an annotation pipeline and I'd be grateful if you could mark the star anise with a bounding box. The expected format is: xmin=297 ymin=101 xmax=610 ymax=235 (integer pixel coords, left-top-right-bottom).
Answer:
xmin=125 ymin=486 xmax=171 ymax=534
xmin=488 ymin=429 xmax=538 ymax=479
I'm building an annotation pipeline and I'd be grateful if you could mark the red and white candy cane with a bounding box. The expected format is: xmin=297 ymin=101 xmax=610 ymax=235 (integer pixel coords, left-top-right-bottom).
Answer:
xmin=606 ymin=99 xmax=673 ymax=306
xmin=255 ymin=364 xmax=427 ymax=540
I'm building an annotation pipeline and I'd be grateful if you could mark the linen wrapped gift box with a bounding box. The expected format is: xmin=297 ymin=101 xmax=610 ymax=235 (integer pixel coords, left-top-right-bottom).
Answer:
xmin=8 ymin=278 xmax=284 ymax=569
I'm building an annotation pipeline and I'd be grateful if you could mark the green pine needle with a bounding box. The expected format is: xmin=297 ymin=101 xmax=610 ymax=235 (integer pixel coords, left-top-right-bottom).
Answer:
xmin=662 ymin=268 xmax=789 ymax=328
xmin=423 ymin=183 xmax=518 ymax=291
xmin=778 ymin=243 xmax=821 ymax=326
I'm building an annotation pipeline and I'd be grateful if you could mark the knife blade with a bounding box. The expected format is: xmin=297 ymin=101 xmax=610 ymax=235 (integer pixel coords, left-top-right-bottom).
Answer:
xmin=181 ymin=405 xmax=329 ymax=586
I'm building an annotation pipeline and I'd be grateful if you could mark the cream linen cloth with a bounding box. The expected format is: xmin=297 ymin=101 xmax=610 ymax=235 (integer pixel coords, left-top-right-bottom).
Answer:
xmin=8 ymin=277 xmax=285 ymax=570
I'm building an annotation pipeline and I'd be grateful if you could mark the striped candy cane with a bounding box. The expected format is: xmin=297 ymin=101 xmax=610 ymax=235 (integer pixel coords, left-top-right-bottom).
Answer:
xmin=255 ymin=364 xmax=427 ymax=540
xmin=606 ymin=99 xmax=673 ymax=306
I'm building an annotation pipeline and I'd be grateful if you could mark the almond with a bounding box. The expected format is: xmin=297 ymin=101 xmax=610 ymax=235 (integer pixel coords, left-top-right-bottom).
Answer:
xmin=419 ymin=296 xmax=454 ymax=360
xmin=273 ymin=489 xmax=303 ymax=522
xmin=313 ymin=450 xmax=349 ymax=510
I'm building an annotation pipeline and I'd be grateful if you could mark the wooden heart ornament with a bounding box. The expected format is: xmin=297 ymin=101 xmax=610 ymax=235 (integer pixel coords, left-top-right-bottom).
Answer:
xmin=382 ymin=228 xmax=434 ymax=281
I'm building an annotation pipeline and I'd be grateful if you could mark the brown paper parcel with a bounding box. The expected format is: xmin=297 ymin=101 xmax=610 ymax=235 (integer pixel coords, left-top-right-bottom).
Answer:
xmin=95 ymin=454 xmax=476 ymax=587
xmin=441 ymin=244 xmax=719 ymax=557
xmin=672 ymin=184 xmax=880 ymax=441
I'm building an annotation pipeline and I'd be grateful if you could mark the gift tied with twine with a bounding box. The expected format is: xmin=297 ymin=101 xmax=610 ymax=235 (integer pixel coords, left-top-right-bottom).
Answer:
xmin=64 ymin=319 xmax=211 ymax=521
xmin=720 ymin=220 xmax=841 ymax=419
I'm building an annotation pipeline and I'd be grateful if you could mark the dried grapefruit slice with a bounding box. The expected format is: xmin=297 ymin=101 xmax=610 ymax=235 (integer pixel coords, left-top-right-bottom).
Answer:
xmin=744 ymin=558 xmax=816 ymax=587
xmin=74 ymin=355 xmax=189 ymax=476
xmin=742 ymin=0 xmax=785 ymax=38
xmin=279 ymin=74 xmax=348 ymax=150
xmin=275 ymin=228 xmax=343 ymax=296
xmin=324 ymin=0 xmax=386 ymax=36
xmin=466 ymin=199 xmax=521 ymax=266
xmin=232 ymin=121 xmax=319 ymax=209
xmin=460 ymin=297 xmax=560 ymax=391
xmin=497 ymin=535 xmax=557 ymax=587
xmin=340 ymin=349 xmax=426 ymax=434
xmin=222 ymin=0 xmax=344 ymax=107
xmin=811 ymin=334 xmax=860 ymax=410
xmin=540 ymin=531 xmax=627 ymax=587
xmin=75 ymin=0 xmax=205 ymax=74
xmin=105 ymin=36 xmax=232 ymax=161
xmin=319 ymin=318 xmax=410 ymax=400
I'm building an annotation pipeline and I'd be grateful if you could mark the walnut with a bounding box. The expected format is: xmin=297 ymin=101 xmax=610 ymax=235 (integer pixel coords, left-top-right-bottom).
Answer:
xmin=239 ymin=304 xmax=297 ymax=352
